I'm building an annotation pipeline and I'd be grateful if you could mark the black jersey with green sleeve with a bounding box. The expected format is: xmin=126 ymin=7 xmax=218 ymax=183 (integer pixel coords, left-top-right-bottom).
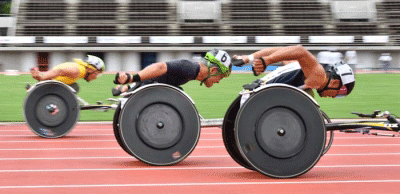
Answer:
xmin=144 ymin=59 xmax=200 ymax=87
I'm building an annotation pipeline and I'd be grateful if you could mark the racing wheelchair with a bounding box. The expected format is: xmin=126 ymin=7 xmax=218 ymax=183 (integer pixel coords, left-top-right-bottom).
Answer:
xmin=24 ymin=79 xmax=399 ymax=178
xmin=222 ymin=79 xmax=399 ymax=178
xmin=112 ymin=82 xmax=201 ymax=166
xmin=24 ymin=80 xmax=202 ymax=166
xmin=23 ymin=80 xmax=118 ymax=138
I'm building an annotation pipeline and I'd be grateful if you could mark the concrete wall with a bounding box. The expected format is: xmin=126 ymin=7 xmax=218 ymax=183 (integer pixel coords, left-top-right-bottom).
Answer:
xmin=105 ymin=52 xmax=122 ymax=72
xmin=0 ymin=51 xmax=22 ymax=71
xmin=20 ymin=52 xmax=36 ymax=72
xmin=0 ymin=17 xmax=15 ymax=28
xmin=121 ymin=52 xmax=140 ymax=72
xmin=49 ymin=52 xmax=67 ymax=69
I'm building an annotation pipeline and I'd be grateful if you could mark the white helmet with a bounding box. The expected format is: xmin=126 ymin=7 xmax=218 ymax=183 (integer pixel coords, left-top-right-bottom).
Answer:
xmin=318 ymin=62 xmax=355 ymax=98
xmin=85 ymin=55 xmax=105 ymax=72
xmin=204 ymin=49 xmax=232 ymax=77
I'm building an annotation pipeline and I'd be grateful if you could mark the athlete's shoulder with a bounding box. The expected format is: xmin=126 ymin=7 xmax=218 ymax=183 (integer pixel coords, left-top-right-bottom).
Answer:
xmin=53 ymin=62 xmax=79 ymax=69
xmin=170 ymin=59 xmax=194 ymax=63
xmin=54 ymin=62 xmax=82 ymax=75
xmin=181 ymin=59 xmax=199 ymax=66
xmin=167 ymin=59 xmax=198 ymax=66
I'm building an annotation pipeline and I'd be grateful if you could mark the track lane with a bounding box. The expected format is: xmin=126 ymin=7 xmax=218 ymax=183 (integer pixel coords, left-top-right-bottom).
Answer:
xmin=0 ymin=124 xmax=399 ymax=194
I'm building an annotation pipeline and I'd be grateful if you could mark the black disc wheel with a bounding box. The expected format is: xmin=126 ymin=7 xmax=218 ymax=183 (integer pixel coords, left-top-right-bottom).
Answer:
xmin=222 ymin=96 xmax=255 ymax=170
xmin=23 ymin=81 xmax=79 ymax=138
xmin=235 ymin=85 xmax=326 ymax=178
xmin=113 ymin=101 xmax=135 ymax=156
xmin=118 ymin=84 xmax=201 ymax=165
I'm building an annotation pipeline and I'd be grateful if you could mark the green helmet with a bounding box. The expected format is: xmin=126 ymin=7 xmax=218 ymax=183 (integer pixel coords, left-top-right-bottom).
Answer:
xmin=204 ymin=49 xmax=232 ymax=77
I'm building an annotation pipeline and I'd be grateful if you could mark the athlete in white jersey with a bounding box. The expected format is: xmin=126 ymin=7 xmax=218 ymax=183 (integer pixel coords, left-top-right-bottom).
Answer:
xmin=232 ymin=45 xmax=355 ymax=98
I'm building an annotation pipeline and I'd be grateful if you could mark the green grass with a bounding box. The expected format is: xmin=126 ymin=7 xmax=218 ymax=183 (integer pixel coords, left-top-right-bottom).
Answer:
xmin=0 ymin=73 xmax=399 ymax=122
xmin=314 ymin=73 xmax=400 ymax=118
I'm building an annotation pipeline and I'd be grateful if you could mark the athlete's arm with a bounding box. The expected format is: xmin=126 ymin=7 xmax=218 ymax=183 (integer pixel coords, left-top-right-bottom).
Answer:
xmin=116 ymin=62 xmax=168 ymax=84
xmin=251 ymin=47 xmax=284 ymax=60
xmin=254 ymin=45 xmax=327 ymax=89
xmin=31 ymin=66 xmax=80 ymax=81
xmin=137 ymin=62 xmax=167 ymax=80
xmin=235 ymin=47 xmax=283 ymax=64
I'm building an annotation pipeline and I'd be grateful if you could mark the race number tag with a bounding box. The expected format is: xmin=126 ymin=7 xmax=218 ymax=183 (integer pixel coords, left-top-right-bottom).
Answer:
xmin=215 ymin=50 xmax=231 ymax=68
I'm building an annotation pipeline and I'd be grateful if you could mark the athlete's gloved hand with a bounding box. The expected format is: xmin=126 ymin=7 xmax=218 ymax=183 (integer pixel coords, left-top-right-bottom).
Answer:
xmin=231 ymin=55 xmax=250 ymax=67
xmin=113 ymin=73 xmax=120 ymax=84
xmin=111 ymin=88 xmax=122 ymax=96
xmin=253 ymin=57 xmax=267 ymax=76
xmin=113 ymin=72 xmax=131 ymax=84
xmin=231 ymin=57 xmax=246 ymax=67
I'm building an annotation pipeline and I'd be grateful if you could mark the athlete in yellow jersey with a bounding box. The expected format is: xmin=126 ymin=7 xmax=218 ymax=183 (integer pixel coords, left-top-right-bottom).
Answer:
xmin=30 ymin=55 xmax=105 ymax=93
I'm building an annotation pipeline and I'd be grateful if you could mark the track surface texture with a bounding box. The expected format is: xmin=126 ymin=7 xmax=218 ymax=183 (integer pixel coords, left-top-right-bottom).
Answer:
xmin=0 ymin=123 xmax=399 ymax=194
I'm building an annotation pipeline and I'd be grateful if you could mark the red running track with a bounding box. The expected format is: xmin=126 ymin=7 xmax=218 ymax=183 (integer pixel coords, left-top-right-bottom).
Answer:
xmin=0 ymin=123 xmax=399 ymax=194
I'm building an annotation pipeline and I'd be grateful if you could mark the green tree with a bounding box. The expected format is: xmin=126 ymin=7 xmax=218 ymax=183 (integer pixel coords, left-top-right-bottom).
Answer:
xmin=0 ymin=1 xmax=12 ymax=15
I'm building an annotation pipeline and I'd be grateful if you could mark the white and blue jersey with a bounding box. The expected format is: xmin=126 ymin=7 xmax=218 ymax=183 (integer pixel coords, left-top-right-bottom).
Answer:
xmin=261 ymin=61 xmax=305 ymax=87
xmin=240 ymin=62 xmax=306 ymax=106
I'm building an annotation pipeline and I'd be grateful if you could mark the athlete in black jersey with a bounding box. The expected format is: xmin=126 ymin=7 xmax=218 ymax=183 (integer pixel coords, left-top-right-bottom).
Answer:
xmin=112 ymin=49 xmax=232 ymax=96
xmin=233 ymin=45 xmax=355 ymax=98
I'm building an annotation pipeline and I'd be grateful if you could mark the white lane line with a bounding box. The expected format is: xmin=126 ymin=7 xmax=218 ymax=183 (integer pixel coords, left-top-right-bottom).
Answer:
xmin=0 ymin=164 xmax=400 ymax=173
xmin=0 ymin=134 xmax=115 ymax=137
xmin=0 ymin=140 xmax=117 ymax=143
xmin=0 ymin=128 xmax=222 ymax=130
xmin=316 ymin=164 xmax=400 ymax=168
xmin=0 ymin=132 xmax=222 ymax=137
xmin=1 ymin=179 xmax=400 ymax=189
xmin=1 ymin=152 xmax=399 ymax=161
xmin=0 ymin=146 xmax=223 ymax=151
xmin=325 ymin=153 xmax=400 ymax=156
xmin=0 ymin=166 xmax=243 ymax=173
xmin=0 ymin=128 xmax=222 ymax=132
xmin=0 ymin=148 xmax=122 ymax=151
xmin=0 ymin=137 xmax=399 ymax=143
xmin=0 ymin=153 xmax=400 ymax=161
xmin=0 ymin=133 xmax=397 ymax=138
xmin=0 ymin=139 xmax=222 ymax=143
xmin=332 ymin=144 xmax=400 ymax=146
xmin=0 ymin=155 xmax=231 ymax=160
xmin=0 ymin=129 xmax=111 ymax=132
xmin=0 ymin=146 xmax=225 ymax=151
xmin=2 ymin=144 xmax=400 ymax=151
xmin=329 ymin=137 xmax=400 ymax=139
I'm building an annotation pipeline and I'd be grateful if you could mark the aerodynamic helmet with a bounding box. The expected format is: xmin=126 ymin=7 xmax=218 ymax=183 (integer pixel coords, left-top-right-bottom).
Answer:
xmin=318 ymin=61 xmax=355 ymax=98
xmin=204 ymin=49 xmax=232 ymax=77
xmin=85 ymin=55 xmax=105 ymax=72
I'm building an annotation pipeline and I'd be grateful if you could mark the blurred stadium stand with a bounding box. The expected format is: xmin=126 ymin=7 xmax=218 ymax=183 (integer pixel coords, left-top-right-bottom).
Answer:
xmin=0 ymin=1 xmax=352 ymax=35
xmin=8 ymin=0 xmax=398 ymax=45
xmin=0 ymin=0 xmax=399 ymax=72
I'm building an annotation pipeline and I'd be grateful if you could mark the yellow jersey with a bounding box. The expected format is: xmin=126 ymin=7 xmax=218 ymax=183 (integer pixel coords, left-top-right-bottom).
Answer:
xmin=52 ymin=62 xmax=87 ymax=85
